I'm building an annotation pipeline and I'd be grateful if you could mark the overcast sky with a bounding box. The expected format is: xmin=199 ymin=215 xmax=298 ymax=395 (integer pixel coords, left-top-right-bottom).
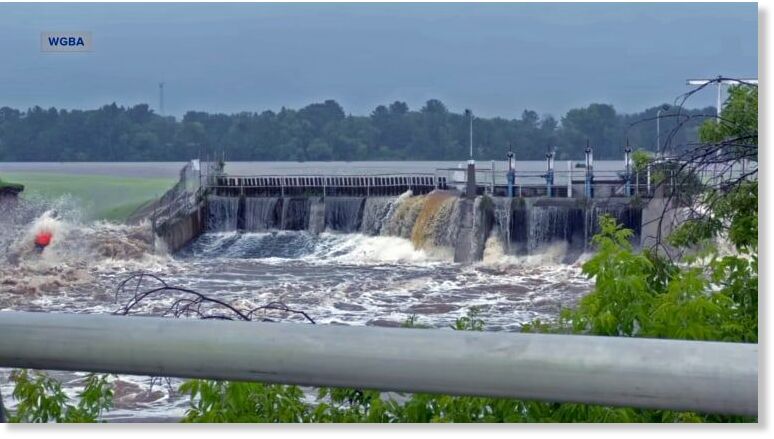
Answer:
xmin=0 ymin=2 xmax=757 ymax=119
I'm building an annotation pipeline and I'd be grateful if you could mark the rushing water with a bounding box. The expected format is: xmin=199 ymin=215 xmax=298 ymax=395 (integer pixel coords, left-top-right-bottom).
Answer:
xmin=0 ymin=162 xmax=606 ymax=421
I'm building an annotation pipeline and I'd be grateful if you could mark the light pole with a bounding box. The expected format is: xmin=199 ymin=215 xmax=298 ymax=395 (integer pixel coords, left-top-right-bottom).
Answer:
xmin=686 ymin=77 xmax=758 ymax=178
xmin=656 ymin=104 xmax=669 ymax=158
xmin=465 ymin=109 xmax=474 ymax=160
xmin=464 ymin=109 xmax=476 ymax=198
xmin=584 ymin=140 xmax=594 ymax=199
xmin=686 ymin=77 xmax=758 ymax=123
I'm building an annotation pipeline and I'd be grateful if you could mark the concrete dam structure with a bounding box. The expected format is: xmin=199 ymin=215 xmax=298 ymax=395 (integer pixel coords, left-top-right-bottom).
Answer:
xmin=151 ymin=159 xmax=647 ymax=262
xmin=201 ymin=192 xmax=641 ymax=263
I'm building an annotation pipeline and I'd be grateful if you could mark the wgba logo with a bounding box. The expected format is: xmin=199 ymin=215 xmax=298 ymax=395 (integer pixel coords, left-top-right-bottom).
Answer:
xmin=48 ymin=36 xmax=85 ymax=46
xmin=41 ymin=31 xmax=92 ymax=52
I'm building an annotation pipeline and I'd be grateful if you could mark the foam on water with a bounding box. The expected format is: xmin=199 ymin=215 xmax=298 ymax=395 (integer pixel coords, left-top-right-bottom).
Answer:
xmin=0 ymin=195 xmax=596 ymax=421
xmin=1 ymin=199 xmax=174 ymax=305
xmin=482 ymin=233 xmax=577 ymax=268
xmin=182 ymin=231 xmax=439 ymax=265
xmin=310 ymin=233 xmax=438 ymax=264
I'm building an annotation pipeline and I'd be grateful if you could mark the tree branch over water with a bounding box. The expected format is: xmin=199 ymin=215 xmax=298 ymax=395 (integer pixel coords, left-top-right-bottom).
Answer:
xmin=114 ymin=272 xmax=316 ymax=324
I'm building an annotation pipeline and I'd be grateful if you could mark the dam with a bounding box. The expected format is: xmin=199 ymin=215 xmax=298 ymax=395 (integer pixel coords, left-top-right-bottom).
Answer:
xmin=201 ymin=193 xmax=641 ymax=262
xmin=151 ymin=152 xmax=649 ymax=263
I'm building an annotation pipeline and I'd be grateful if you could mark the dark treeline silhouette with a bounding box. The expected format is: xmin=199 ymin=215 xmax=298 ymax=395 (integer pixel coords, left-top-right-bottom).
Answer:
xmin=0 ymin=100 xmax=713 ymax=162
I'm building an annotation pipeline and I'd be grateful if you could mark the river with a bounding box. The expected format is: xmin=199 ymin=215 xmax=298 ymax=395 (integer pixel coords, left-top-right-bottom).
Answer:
xmin=0 ymin=161 xmax=600 ymax=421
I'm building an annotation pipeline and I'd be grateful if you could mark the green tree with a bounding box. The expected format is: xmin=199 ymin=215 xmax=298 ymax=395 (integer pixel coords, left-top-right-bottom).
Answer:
xmin=0 ymin=99 xmax=714 ymax=162
xmin=560 ymin=103 xmax=622 ymax=158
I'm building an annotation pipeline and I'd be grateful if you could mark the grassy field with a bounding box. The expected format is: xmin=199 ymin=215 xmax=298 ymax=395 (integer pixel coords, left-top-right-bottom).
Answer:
xmin=0 ymin=172 xmax=175 ymax=222
xmin=0 ymin=178 xmax=24 ymax=190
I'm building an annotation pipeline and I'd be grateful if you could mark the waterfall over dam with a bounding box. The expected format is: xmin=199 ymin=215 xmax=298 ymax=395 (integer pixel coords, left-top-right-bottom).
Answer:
xmin=202 ymin=191 xmax=642 ymax=263
xmin=150 ymin=160 xmax=655 ymax=258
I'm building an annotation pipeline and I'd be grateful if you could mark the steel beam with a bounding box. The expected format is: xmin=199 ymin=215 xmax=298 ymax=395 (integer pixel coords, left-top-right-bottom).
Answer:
xmin=0 ymin=312 xmax=757 ymax=416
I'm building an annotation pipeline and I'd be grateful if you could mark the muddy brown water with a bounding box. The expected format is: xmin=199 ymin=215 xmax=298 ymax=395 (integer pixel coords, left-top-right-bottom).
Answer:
xmin=0 ymin=162 xmax=597 ymax=421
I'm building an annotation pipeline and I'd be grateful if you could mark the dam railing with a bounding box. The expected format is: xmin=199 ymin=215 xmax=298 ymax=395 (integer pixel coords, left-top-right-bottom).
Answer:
xmin=0 ymin=312 xmax=757 ymax=416
xmin=207 ymin=173 xmax=447 ymax=197
xmin=437 ymin=167 xmax=652 ymax=198
xmin=205 ymin=169 xmax=641 ymax=199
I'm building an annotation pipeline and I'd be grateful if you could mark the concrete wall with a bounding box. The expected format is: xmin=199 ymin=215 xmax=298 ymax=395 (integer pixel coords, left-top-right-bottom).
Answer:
xmin=156 ymin=205 xmax=205 ymax=253
xmin=639 ymin=187 xmax=678 ymax=256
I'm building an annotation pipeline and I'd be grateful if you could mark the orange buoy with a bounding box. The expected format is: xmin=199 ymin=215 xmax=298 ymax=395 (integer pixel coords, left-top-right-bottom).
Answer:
xmin=35 ymin=231 xmax=53 ymax=248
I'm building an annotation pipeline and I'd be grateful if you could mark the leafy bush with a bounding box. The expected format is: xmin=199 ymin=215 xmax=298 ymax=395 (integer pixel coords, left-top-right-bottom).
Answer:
xmin=631 ymin=149 xmax=652 ymax=172
xmin=179 ymin=380 xmax=308 ymax=423
xmin=8 ymin=370 xmax=113 ymax=423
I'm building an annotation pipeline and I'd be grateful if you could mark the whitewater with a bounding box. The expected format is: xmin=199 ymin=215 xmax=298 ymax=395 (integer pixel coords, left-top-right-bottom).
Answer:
xmin=0 ymin=195 xmax=592 ymax=420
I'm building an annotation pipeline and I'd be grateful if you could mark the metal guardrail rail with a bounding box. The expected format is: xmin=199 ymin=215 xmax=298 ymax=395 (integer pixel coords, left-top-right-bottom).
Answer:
xmin=208 ymin=173 xmax=447 ymax=197
xmin=0 ymin=312 xmax=757 ymax=416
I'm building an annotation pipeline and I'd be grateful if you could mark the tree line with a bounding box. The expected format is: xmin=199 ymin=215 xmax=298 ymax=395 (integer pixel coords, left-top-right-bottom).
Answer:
xmin=0 ymin=99 xmax=713 ymax=162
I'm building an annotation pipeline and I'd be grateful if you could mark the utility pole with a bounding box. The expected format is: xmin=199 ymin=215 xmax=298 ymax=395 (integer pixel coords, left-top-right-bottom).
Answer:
xmin=159 ymin=82 xmax=165 ymax=116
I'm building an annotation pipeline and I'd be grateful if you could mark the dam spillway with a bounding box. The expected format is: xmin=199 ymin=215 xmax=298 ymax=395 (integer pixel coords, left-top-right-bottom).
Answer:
xmin=151 ymin=161 xmax=647 ymax=261
xmin=201 ymin=191 xmax=642 ymax=263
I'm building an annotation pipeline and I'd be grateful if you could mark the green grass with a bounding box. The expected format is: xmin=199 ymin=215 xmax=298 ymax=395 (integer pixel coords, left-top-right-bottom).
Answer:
xmin=0 ymin=172 xmax=175 ymax=222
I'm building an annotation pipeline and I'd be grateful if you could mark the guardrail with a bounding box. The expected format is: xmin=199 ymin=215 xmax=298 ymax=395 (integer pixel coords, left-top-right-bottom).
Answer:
xmin=208 ymin=174 xmax=447 ymax=197
xmin=0 ymin=312 xmax=757 ymax=416
xmin=435 ymin=165 xmax=645 ymax=198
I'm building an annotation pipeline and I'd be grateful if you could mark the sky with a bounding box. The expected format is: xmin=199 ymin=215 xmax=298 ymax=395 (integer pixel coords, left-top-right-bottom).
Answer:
xmin=0 ymin=2 xmax=758 ymax=119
